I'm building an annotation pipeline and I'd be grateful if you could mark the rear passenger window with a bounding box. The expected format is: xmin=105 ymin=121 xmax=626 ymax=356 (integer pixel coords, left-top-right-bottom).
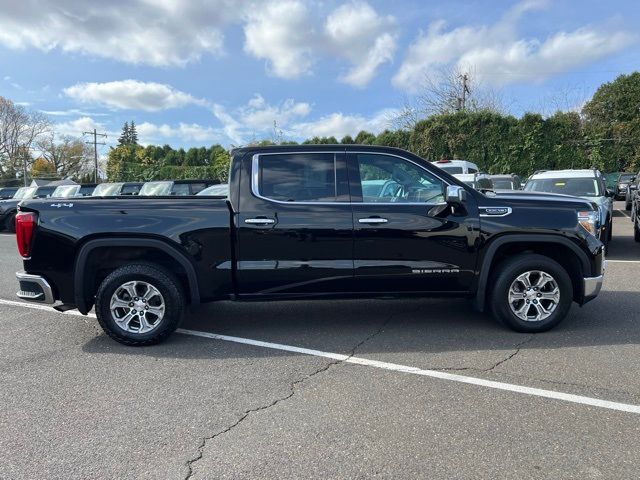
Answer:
xmin=171 ymin=184 xmax=190 ymax=196
xmin=256 ymin=153 xmax=338 ymax=202
xmin=468 ymin=168 xmax=478 ymax=174
xmin=189 ymin=183 xmax=207 ymax=195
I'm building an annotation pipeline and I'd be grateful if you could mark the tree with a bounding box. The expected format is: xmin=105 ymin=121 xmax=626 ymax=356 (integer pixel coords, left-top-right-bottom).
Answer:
xmin=354 ymin=131 xmax=376 ymax=144
xmin=118 ymin=122 xmax=130 ymax=146
xmin=129 ymin=121 xmax=138 ymax=146
xmin=37 ymin=134 xmax=92 ymax=178
xmin=0 ymin=96 xmax=50 ymax=181
xmin=31 ymin=157 xmax=56 ymax=177
xmin=582 ymin=72 xmax=640 ymax=172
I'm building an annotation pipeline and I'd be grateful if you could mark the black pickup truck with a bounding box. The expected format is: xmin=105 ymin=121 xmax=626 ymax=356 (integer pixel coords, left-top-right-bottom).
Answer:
xmin=14 ymin=145 xmax=605 ymax=345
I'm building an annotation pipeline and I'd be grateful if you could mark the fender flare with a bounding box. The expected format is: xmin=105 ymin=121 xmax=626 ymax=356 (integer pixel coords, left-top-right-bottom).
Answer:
xmin=74 ymin=237 xmax=200 ymax=314
xmin=474 ymin=234 xmax=592 ymax=312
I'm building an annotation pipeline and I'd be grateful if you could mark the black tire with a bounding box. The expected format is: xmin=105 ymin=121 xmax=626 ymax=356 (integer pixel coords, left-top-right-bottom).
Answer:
xmin=490 ymin=254 xmax=573 ymax=333
xmin=635 ymin=218 xmax=640 ymax=243
xmin=625 ymin=200 xmax=632 ymax=211
xmin=95 ymin=263 xmax=184 ymax=346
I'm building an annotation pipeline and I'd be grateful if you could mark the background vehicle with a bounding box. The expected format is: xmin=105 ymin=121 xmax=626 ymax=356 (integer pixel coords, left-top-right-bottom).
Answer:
xmin=92 ymin=182 xmax=143 ymax=197
xmin=524 ymin=169 xmax=613 ymax=248
xmin=0 ymin=185 xmax=55 ymax=232
xmin=625 ymin=173 xmax=639 ymax=211
xmin=51 ymin=184 xmax=97 ymax=198
xmin=489 ymin=174 xmax=521 ymax=190
xmin=0 ymin=187 xmax=19 ymax=199
xmin=139 ymin=180 xmax=214 ymax=196
xmin=15 ymin=145 xmax=604 ymax=346
xmin=432 ymin=159 xmax=479 ymax=175
xmin=615 ymin=172 xmax=635 ymax=200
xmin=197 ymin=184 xmax=228 ymax=196
xmin=455 ymin=173 xmax=494 ymax=192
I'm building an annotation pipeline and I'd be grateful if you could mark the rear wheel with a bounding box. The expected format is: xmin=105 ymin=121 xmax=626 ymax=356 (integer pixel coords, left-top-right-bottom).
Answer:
xmin=491 ymin=255 xmax=573 ymax=333
xmin=95 ymin=264 xmax=184 ymax=346
xmin=4 ymin=212 xmax=16 ymax=233
xmin=635 ymin=217 xmax=640 ymax=243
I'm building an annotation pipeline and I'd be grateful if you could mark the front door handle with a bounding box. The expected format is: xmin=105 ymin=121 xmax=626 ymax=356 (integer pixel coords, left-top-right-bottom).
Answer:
xmin=358 ymin=217 xmax=388 ymax=224
xmin=245 ymin=217 xmax=276 ymax=225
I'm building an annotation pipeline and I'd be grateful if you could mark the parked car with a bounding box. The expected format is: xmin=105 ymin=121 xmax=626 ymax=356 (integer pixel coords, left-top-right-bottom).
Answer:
xmin=625 ymin=173 xmax=639 ymax=211
xmin=197 ymin=184 xmax=229 ymax=196
xmin=0 ymin=185 xmax=56 ymax=232
xmin=432 ymin=159 xmax=479 ymax=175
xmin=92 ymin=182 xmax=143 ymax=197
xmin=15 ymin=145 xmax=605 ymax=346
xmin=489 ymin=174 xmax=521 ymax=190
xmin=524 ymin=169 xmax=613 ymax=248
xmin=0 ymin=187 xmax=19 ymax=199
xmin=455 ymin=173 xmax=494 ymax=192
xmin=51 ymin=184 xmax=97 ymax=198
xmin=614 ymin=172 xmax=635 ymax=200
xmin=604 ymin=172 xmax=620 ymax=192
xmin=139 ymin=180 xmax=214 ymax=196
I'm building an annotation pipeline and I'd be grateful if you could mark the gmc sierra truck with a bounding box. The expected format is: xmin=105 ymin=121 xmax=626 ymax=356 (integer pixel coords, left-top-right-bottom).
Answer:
xmin=14 ymin=145 xmax=605 ymax=346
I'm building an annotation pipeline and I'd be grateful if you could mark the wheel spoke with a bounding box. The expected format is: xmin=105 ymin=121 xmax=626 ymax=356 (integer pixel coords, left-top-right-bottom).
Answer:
xmin=142 ymin=284 xmax=160 ymax=302
xmin=115 ymin=310 xmax=136 ymax=329
xmin=519 ymin=272 xmax=532 ymax=288
xmin=534 ymin=272 xmax=553 ymax=289
xmin=121 ymin=281 xmax=137 ymax=300
xmin=540 ymin=290 xmax=560 ymax=302
xmin=110 ymin=298 xmax=130 ymax=309
xmin=147 ymin=305 xmax=165 ymax=317
xmin=138 ymin=314 xmax=152 ymax=333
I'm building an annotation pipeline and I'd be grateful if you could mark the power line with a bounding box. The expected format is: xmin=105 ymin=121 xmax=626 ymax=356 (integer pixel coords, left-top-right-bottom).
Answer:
xmin=83 ymin=129 xmax=107 ymax=183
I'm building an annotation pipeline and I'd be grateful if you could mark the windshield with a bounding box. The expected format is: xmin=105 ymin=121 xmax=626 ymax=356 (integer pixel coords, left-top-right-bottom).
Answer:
xmin=14 ymin=187 xmax=37 ymax=200
xmin=618 ymin=174 xmax=634 ymax=182
xmin=439 ymin=166 xmax=463 ymax=174
xmin=492 ymin=178 xmax=514 ymax=189
xmin=92 ymin=183 xmax=123 ymax=196
xmin=139 ymin=181 xmax=173 ymax=196
xmin=52 ymin=185 xmax=79 ymax=198
xmin=525 ymin=177 xmax=602 ymax=197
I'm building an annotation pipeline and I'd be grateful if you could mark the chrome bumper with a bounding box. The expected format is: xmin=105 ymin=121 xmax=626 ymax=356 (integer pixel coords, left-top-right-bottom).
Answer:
xmin=583 ymin=275 xmax=604 ymax=302
xmin=16 ymin=271 xmax=54 ymax=304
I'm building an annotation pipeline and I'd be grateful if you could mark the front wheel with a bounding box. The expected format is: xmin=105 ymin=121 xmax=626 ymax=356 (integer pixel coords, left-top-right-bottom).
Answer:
xmin=95 ymin=264 xmax=184 ymax=346
xmin=490 ymin=255 xmax=573 ymax=333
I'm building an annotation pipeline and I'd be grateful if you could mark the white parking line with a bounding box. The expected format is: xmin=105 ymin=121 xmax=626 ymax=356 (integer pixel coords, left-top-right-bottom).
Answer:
xmin=617 ymin=209 xmax=631 ymax=218
xmin=1 ymin=298 xmax=639 ymax=415
xmin=607 ymin=260 xmax=640 ymax=264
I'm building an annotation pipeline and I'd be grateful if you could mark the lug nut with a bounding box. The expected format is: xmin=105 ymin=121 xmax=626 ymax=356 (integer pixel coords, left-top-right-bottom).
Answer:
xmin=129 ymin=302 xmax=133 ymax=307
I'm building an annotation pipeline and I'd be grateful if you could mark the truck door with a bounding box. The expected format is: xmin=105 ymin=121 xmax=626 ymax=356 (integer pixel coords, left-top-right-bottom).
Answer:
xmin=236 ymin=150 xmax=353 ymax=296
xmin=348 ymin=151 xmax=478 ymax=293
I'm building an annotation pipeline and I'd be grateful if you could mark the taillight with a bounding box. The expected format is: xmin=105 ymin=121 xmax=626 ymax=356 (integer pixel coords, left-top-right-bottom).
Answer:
xmin=16 ymin=211 xmax=37 ymax=258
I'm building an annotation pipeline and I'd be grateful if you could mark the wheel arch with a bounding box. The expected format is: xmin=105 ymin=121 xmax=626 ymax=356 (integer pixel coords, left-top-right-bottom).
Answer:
xmin=74 ymin=237 xmax=200 ymax=314
xmin=474 ymin=234 xmax=591 ymax=312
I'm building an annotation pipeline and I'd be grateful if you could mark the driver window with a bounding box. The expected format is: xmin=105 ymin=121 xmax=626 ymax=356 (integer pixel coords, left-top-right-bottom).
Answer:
xmin=356 ymin=153 xmax=444 ymax=204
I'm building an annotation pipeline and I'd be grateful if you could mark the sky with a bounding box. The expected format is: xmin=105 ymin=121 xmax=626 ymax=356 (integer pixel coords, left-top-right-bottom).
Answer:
xmin=0 ymin=0 xmax=638 ymax=153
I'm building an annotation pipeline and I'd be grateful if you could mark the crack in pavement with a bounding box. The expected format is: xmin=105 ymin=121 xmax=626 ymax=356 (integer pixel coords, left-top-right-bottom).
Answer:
xmin=183 ymin=313 xmax=397 ymax=480
xmin=431 ymin=335 xmax=536 ymax=373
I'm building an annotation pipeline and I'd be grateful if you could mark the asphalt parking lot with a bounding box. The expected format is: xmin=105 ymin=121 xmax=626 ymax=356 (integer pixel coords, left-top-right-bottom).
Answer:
xmin=1 ymin=202 xmax=639 ymax=479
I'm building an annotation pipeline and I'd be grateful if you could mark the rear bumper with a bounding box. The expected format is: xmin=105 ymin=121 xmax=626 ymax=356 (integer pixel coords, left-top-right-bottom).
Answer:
xmin=16 ymin=271 xmax=54 ymax=304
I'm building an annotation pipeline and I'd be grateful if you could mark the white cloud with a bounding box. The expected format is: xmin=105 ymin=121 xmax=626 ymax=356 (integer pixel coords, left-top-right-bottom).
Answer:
xmin=212 ymin=95 xmax=312 ymax=144
xmin=325 ymin=2 xmax=397 ymax=87
xmin=137 ymin=122 xmax=223 ymax=144
xmin=64 ymin=80 xmax=207 ymax=111
xmin=0 ymin=0 xmax=248 ymax=66
xmin=291 ymin=108 xmax=397 ymax=139
xmin=243 ymin=0 xmax=315 ymax=78
xmin=55 ymin=116 xmax=105 ymax=137
xmin=243 ymin=0 xmax=396 ymax=86
xmin=393 ymin=0 xmax=636 ymax=91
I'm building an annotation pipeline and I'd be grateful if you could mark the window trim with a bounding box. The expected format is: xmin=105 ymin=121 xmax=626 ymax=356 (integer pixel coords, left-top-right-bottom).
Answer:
xmin=251 ymin=151 xmax=451 ymax=206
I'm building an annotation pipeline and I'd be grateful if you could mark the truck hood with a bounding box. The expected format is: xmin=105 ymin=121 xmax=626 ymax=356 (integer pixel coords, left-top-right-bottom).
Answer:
xmin=487 ymin=190 xmax=598 ymax=210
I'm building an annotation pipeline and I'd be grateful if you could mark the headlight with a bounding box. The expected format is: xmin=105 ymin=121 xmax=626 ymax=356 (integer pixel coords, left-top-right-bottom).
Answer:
xmin=578 ymin=210 xmax=599 ymax=237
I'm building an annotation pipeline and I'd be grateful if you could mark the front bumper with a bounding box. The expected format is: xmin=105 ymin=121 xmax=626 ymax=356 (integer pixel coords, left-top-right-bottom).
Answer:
xmin=16 ymin=271 xmax=54 ymax=304
xmin=583 ymin=250 xmax=605 ymax=304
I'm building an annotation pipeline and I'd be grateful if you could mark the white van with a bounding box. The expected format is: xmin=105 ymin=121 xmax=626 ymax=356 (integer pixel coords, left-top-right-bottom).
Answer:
xmin=432 ymin=159 xmax=479 ymax=175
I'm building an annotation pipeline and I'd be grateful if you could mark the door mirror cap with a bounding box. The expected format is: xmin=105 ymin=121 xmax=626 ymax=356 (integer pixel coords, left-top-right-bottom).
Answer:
xmin=606 ymin=189 xmax=614 ymax=198
xmin=446 ymin=185 xmax=467 ymax=204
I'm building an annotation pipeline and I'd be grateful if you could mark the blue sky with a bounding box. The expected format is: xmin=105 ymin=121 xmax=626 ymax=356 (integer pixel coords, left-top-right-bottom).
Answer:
xmin=0 ymin=0 xmax=638 ymax=152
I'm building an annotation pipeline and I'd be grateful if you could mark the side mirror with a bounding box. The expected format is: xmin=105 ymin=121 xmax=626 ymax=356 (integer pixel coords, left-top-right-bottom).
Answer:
xmin=630 ymin=184 xmax=638 ymax=191
xmin=606 ymin=189 xmax=614 ymax=197
xmin=446 ymin=185 xmax=466 ymax=204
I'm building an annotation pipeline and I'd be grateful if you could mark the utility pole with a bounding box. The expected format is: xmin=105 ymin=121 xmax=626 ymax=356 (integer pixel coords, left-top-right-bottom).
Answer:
xmin=459 ymin=73 xmax=470 ymax=111
xmin=83 ymin=129 xmax=107 ymax=183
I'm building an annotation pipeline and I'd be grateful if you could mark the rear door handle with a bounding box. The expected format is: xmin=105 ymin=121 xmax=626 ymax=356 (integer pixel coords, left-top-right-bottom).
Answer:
xmin=358 ymin=217 xmax=388 ymax=224
xmin=245 ymin=217 xmax=276 ymax=225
